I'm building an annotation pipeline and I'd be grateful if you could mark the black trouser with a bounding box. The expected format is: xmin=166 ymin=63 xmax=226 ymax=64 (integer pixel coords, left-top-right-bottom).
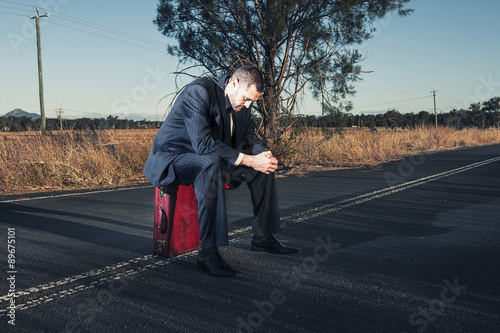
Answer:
xmin=172 ymin=153 xmax=280 ymax=248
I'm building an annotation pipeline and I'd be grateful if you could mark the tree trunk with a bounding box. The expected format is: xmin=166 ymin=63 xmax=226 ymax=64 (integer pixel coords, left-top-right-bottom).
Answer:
xmin=261 ymin=43 xmax=280 ymax=145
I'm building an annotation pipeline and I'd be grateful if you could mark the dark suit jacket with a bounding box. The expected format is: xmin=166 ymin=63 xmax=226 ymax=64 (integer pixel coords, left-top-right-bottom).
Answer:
xmin=143 ymin=75 xmax=265 ymax=188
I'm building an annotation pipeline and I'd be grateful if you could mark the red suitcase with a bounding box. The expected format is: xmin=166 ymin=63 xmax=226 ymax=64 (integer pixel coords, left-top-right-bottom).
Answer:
xmin=153 ymin=184 xmax=200 ymax=257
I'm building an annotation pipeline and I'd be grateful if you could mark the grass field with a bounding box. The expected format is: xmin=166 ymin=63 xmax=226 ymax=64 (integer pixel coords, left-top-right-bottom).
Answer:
xmin=0 ymin=129 xmax=156 ymax=195
xmin=275 ymin=126 xmax=500 ymax=173
xmin=1 ymin=127 xmax=500 ymax=195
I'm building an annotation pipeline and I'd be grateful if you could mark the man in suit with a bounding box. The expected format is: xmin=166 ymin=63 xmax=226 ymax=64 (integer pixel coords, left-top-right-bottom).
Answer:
xmin=143 ymin=66 xmax=299 ymax=277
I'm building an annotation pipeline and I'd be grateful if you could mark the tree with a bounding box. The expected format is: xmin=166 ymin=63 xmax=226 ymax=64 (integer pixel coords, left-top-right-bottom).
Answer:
xmin=482 ymin=96 xmax=500 ymax=128
xmin=469 ymin=102 xmax=486 ymax=129
xmin=154 ymin=0 xmax=412 ymax=143
xmin=384 ymin=109 xmax=404 ymax=128
xmin=444 ymin=109 xmax=466 ymax=129
xmin=415 ymin=111 xmax=431 ymax=127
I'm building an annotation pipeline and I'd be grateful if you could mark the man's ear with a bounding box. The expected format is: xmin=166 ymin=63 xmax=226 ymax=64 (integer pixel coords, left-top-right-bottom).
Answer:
xmin=226 ymin=78 xmax=239 ymax=94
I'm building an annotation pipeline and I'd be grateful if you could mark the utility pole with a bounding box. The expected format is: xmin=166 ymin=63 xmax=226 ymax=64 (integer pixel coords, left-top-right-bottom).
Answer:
xmin=56 ymin=107 xmax=64 ymax=131
xmin=30 ymin=7 xmax=49 ymax=133
xmin=432 ymin=89 xmax=438 ymax=127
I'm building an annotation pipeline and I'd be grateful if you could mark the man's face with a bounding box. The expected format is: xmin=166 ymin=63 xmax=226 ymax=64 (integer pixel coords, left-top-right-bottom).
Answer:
xmin=226 ymin=79 xmax=261 ymax=112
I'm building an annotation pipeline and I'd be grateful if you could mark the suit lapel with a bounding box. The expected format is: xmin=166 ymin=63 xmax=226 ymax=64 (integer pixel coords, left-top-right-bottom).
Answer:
xmin=215 ymin=79 xmax=232 ymax=146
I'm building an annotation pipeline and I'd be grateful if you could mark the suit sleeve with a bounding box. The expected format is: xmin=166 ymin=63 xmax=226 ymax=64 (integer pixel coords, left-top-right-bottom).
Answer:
xmin=246 ymin=119 xmax=265 ymax=155
xmin=182 ymin=84 xmax=241 ymax=164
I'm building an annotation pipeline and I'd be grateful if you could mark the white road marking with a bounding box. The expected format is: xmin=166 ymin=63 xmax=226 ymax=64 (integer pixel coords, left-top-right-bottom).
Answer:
xmin=0 ymin=185 xmax=152 ymax=204
xmin=0 ymin=156 xmax=499 ymax=315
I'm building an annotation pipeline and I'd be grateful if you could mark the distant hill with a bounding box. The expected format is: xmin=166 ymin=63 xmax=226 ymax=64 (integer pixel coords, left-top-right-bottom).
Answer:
xmin=2 ymin=108 xmax=41 ymax=120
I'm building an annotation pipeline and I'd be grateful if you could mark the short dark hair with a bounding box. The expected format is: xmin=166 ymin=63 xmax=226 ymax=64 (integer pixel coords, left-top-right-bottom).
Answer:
xmin=230 ymin=66 xmax=264 ymax=93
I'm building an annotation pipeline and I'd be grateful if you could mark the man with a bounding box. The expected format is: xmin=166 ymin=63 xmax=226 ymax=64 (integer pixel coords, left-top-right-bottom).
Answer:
xmin=143 ymin=66 xmax=299 ymax=277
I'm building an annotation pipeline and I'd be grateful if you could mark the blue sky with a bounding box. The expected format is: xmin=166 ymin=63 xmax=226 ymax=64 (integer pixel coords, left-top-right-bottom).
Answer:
xmin=1 ymin=0 xmax=499 ymax=120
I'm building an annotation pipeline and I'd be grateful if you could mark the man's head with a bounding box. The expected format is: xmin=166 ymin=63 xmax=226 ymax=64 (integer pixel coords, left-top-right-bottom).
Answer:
xmin=225 ymin=66 xmax=264 ymax=112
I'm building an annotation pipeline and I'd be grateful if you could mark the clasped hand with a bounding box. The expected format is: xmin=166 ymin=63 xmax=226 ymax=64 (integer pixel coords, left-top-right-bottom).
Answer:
xmin=252 ymin=151 xmax=278 ymax=174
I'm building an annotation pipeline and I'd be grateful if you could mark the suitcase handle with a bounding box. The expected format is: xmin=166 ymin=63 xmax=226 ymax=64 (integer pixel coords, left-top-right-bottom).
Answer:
xmin=159 ymin=204 xmax=168 ymax=234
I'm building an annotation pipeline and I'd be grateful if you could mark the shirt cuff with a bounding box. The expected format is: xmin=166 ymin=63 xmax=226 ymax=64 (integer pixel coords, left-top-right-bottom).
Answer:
xmin=234 ymin=153 xmax=244 ymax=166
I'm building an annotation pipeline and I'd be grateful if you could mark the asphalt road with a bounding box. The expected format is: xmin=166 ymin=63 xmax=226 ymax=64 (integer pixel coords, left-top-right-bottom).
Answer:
xmin=1 ymin=144 xmax=499 ymax=333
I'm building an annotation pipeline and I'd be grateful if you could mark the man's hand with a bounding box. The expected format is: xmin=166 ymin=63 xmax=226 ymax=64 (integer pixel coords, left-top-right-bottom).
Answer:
xmin=241 ymin=151 xmax=278 ymax=174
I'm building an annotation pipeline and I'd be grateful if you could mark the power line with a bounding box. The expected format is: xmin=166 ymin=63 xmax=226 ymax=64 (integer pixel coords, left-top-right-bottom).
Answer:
xmin=438 ymin=91 xmax=463 ymax=106
xmin=0 ymin=4 xmax=33 ymax=13
xmin=0 ymin=10 xmax=27 ymax=16
xmin=53 ymin=108 xmax=111 ymax=118
xmin=48 ymin=21 xmax=167 ymax=54
xmin=45 ymin=107 xmax=162 ymax=120
xmin=355 ymin=87 xmax=429 ymax=94
xmin=0 ymin=1 xmax=34 ymax=8
xmin=49 ymin=12 xmax=165 ymax=47
xmin=1 ymin=2 xmax=167 ymax=54
xmin=0 ymin=3 xmax=33 ymax=16
xmin=355 ymin=95 xmax=431 ymax=109
xmin=61 ymin=109 xmax=101 ymax=115
xmin=56 ymin=107 xmax=63 ymax=131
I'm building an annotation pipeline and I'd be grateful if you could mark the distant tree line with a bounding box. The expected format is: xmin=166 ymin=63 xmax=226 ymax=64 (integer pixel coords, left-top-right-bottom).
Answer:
xmin=2 ymin=97 xmax=499 ymax=132
xmin=0 ymin=115 xmax=161 ymax=132
xmin=282 ymin=96 xmax=500 ymax=130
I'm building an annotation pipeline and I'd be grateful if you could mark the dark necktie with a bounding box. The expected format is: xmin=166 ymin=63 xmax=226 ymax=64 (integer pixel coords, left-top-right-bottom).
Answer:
xmin=228 ymin=109 xmax=236 ymax=148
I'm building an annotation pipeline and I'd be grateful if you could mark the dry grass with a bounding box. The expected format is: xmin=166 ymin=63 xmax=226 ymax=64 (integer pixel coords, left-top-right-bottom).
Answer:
xmin=275 ymin=127 xmax=500 ymax=173
xmin=1 ymin=127 xmax=500 ymax=194
xmin=0 ymin=129 xmax=156 ymax=195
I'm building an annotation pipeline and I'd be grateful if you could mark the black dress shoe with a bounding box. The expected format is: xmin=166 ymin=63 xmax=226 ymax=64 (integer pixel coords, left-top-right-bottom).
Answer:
xmin=251 ymin=235 xmax=300 ymax=254
xmin=197 ymin=251 xmax=241 ymax=277
xmin=214 ymin=251 xmax=242 ymax=275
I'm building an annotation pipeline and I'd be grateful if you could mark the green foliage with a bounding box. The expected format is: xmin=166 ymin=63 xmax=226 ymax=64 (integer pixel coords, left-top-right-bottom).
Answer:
xmin=154 ymin=0 xmax=413 ymax=142
xmin=0 ymin=116 xmax=161 ymax=132
xmin=284 ymin=96 xmax=500 ymax=130
xmin=269 ymin=126 xmax=304 ymax=164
